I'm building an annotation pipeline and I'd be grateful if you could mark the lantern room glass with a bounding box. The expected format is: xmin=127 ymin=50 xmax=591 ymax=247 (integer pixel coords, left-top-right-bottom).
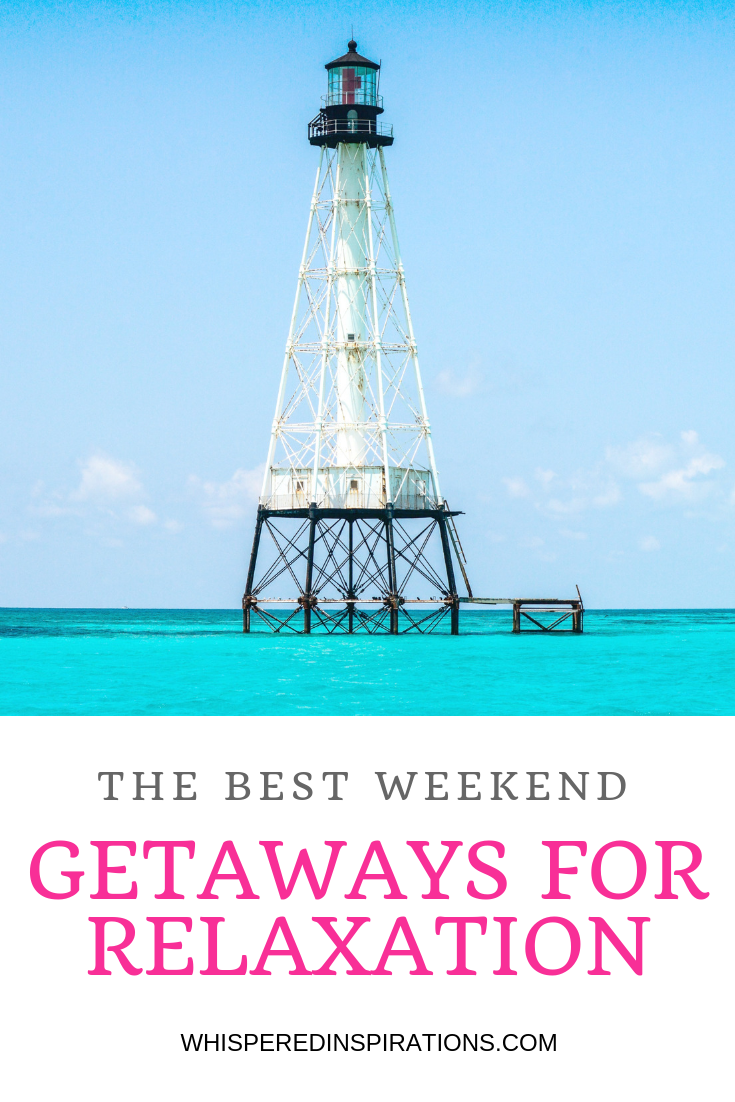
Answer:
xmin=327 ymin=66 xmax=377 ymax=106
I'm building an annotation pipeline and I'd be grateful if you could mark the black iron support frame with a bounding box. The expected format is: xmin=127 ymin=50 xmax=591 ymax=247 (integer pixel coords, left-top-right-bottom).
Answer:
xmin=242 ymin=503 xmax=462 ymax=635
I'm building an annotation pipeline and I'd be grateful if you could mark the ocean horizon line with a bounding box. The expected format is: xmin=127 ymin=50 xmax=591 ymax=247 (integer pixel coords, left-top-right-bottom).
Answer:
xmin=2 ymin=604 xmax=735 ymax=613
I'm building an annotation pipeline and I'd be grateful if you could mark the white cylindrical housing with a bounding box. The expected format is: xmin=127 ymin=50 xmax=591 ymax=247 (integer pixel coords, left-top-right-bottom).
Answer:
xmin=334 ymin=142 xmax=368 ymax=467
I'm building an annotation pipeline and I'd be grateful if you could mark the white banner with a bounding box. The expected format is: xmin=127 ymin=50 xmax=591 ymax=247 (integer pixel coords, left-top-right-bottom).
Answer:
xmin=4 ymin=716 xmax=731 ymax=1100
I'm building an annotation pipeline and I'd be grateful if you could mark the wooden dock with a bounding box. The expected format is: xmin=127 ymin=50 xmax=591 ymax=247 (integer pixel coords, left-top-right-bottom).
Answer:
xmin=460 ymin=588 xmax=584 ymax=633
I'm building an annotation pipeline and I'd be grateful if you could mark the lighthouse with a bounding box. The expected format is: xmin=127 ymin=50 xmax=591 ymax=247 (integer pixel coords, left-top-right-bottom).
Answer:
xmin=243 ymin=40 xmax=471 ymax=634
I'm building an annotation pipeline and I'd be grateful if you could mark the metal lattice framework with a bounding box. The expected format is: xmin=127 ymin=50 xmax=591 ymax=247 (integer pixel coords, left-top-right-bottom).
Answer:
xmin=259 ymin=144 xmax=441 ymax=511
xmin=245 ymin=514 xmax=457 ymax=635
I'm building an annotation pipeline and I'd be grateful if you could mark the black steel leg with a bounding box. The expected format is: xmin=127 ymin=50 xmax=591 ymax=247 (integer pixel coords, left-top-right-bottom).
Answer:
xmin=348 ymin=519 xmax=354 ymax=634
xmin=243 ymin=509 xmax=264 ymax=633
xmin=303 ymin=504 xmax=318 ymax=634
xmin=385 ymin=507 xmax=399 ymax=634
xmin=438 ymin=510 xmax=460 ymax=636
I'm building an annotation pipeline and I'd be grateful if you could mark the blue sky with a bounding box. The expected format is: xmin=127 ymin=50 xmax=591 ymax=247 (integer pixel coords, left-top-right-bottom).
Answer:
xmin=1 ymin=0 xmax=734 ymax=607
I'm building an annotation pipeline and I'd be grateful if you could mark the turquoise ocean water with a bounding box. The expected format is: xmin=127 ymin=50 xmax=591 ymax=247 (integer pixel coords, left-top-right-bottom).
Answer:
xmin=1 ymin=607 xmax=733 ymax=715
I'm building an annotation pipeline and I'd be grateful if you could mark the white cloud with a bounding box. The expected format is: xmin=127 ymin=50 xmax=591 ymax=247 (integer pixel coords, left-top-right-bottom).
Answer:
xmin=71 ymin=455 xmax=142 ymax=502
xmin=164 ymin=519 xmax=183 ymax=533
xmin=606 ymin=431 xmax=726 ymax=505
xmin=535 ymin=468 xmax=555 ymax=485
xmin=639 ymin=453 xmax=725 ymax=500
xmin=190 ymin=466 xmax=264 ymax=528
xmin=504 ymin=429 xmax=727 ymax=524
xmin=592 ymin=482 xmax=621 ymax=507
xmin=606 ymin=436 xmax=674 ymax=479
xmin=640 ymin=536 xmax=661 ymax=552
xmin=27 ymin=453 xmax=158 ymax=533
xmin=503 ymin=477 xmax=530 ymax=499
xmin=529 ymin=466 xmax=624 ymax=519
xmin=127 ymin=505 xmax=157 ymax=526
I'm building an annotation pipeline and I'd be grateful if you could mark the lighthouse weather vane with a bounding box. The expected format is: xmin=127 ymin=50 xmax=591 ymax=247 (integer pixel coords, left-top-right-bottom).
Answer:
xmin=242 ymin=39 xmax=472 ymax=635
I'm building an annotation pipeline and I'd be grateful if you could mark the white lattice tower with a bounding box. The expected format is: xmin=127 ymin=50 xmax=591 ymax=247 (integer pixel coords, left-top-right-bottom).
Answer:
xmin=260 ymin=49 xmax=442 ymax=516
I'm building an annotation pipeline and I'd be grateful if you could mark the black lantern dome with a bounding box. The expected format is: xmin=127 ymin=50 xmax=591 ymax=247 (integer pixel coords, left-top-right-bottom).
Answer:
xmin=309 ymin=40 xmax=394 ymax=148
xmin=325 ymin=39 xmax=380 ymax=73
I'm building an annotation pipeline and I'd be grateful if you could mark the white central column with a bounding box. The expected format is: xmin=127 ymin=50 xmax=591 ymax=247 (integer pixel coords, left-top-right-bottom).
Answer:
xmin=334 ymin=142 xmax=369 ymax=467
